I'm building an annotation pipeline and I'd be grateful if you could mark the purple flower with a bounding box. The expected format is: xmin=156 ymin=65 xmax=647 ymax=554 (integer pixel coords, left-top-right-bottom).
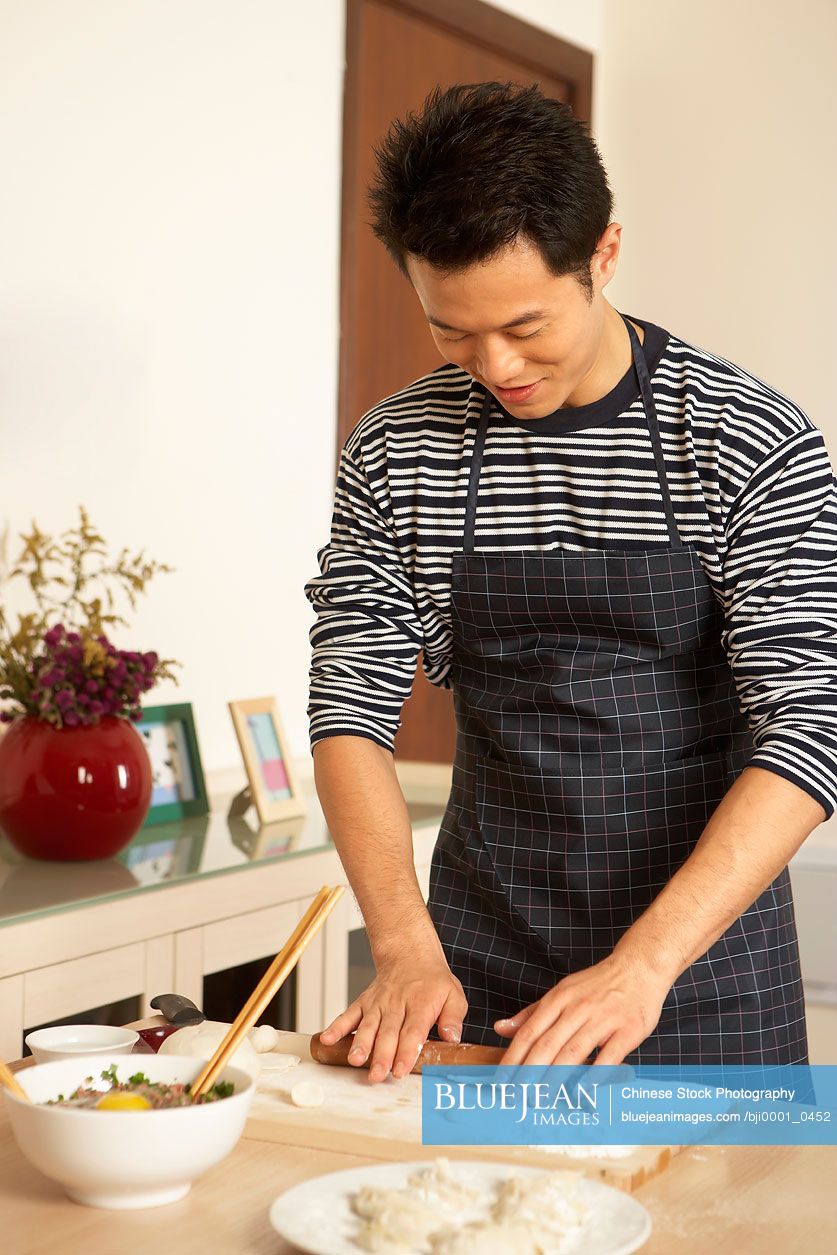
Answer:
xmin=25 ymin=624 xmax=167 ymax=728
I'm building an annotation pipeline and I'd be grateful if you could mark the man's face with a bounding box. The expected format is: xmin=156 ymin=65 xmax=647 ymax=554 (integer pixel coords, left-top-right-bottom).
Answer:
xmin=406 ymin=232 xmax=618 ymax=419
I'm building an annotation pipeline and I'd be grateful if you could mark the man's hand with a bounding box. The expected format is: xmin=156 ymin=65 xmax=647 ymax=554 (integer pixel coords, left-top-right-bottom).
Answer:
xmin=317 ymin=951 xmax=468 ymax=1084
xmin=312 ymin=737 xmax=466 ymax=1083
xmin=495 ymin=952 xmax=669 ymax=1066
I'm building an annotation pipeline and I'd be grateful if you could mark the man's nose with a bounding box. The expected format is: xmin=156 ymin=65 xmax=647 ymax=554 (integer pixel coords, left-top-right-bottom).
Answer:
xmin=475 ymin=338 xmax=525 ymax=386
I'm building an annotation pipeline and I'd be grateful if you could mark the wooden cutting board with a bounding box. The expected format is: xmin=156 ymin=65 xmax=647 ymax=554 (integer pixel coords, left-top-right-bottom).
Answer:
xmin=245 ymin=1032 xmax=678 ymax=1192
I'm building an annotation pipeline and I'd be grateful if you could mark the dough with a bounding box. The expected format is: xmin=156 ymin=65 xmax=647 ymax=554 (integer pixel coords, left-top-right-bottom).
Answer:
xmin=404 ymin=1160 xmax=482 ymax=1209
xmin=290 ymin=1080 xmax=324 ymax=1108
xmin=157 ymin=1020 xmax=260 ymax=1080
xmin=430 ymin=1224 xmax=543 ymax=1254
xmin=259 ymin=1051 xmax=301 ymax=1073
xmin=352 ymin=1188 xmax=442 ymax=1252
xmin=352 ymin=1163 xmax=480 ymax=1250
xmin=492 ymin=1171 xmax=587 ymax=1238
xmin=249 ymin=1024 xmax=281 ymax=1053
xmin=348 ymin=1160 xmax=587 ymax=1254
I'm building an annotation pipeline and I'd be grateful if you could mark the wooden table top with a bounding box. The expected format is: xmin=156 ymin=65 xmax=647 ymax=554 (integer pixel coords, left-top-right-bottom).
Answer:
xmin=3 ymin=1044 xmax=836 ymax=1254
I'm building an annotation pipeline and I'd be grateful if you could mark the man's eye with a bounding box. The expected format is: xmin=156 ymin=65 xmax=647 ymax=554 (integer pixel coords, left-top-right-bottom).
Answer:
xmin=438 ymin=327 xmax=543 ymax=343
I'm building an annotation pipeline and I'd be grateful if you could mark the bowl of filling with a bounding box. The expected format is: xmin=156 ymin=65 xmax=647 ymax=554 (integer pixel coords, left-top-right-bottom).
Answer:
xmin=4 ymin=1053 xmax=255 ymax=1209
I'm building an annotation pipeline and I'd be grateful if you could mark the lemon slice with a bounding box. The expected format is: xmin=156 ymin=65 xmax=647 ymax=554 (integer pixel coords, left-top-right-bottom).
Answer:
xmin=96 ymin=1091 xmax=152 ymax=1111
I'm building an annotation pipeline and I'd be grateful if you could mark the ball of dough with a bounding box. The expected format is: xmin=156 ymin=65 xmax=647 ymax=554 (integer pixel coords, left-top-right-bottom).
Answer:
xmin=249 ymin=1024 xmax=281 ymax=1054
xmin=290 ymin=1080 xmax=324 ymax=1108
xmin=158 ymin=1020 xmax=261 ymax=1080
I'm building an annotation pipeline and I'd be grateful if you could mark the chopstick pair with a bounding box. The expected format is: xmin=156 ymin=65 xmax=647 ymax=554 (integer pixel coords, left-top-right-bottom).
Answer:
xmin=190 ymin=884 xmax=344 ymax=1097
xmin=0 ymin=1059 xmax=30 ymax=1103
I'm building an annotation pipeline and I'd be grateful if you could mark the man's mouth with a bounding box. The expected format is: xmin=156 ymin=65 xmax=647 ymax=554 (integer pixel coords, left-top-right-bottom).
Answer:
xmin=494 ymin=380 xmax=543 ymax=405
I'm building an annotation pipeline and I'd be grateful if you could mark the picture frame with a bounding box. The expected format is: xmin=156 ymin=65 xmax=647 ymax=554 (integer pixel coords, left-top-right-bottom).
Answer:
xmin=135 ymin=702 xmax=210 ymax=827
xmin=228 ymin=696 xmax=306 ymax=824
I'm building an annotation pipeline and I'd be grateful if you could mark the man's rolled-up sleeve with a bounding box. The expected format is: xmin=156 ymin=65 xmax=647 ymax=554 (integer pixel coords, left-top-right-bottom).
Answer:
xmin=305 ymin=442 xmax=423 ymax=751
xmin=721 ymin=425 xmax=837 ymax=817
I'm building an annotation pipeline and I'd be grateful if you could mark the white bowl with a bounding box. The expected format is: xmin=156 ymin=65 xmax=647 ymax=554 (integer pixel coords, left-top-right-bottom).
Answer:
xmin=25 ymin=1025 xmax=140 ymax=1064
xmin=4 ymin=1053 xmax=254 ymax=1209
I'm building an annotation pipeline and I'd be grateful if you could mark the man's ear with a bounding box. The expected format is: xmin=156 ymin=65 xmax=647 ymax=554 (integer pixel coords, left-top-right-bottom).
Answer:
xmin=591 ymin=222 xmax=622 ymax=291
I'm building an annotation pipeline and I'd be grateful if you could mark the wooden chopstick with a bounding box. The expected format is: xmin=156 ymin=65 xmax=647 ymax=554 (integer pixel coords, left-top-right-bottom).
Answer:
xmin=0 ymin=1059 xmax=30 ymax=1103
xmin=189 ymin=885 xmax=332 ymax=1096
xmin=191 ymin=884 xmax=344 ymax=1097
xmin=227 ymin=886 xmax=331 ymax=1030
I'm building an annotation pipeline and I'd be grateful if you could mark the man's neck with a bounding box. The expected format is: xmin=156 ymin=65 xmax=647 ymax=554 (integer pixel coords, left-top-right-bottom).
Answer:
xmin=563 ymin=305 xmax=643 ymax=409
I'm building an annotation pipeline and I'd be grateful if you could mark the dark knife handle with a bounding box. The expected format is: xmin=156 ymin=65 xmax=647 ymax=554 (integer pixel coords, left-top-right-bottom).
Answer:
xmin=150 ymin=993 xmax=206 ymax=1027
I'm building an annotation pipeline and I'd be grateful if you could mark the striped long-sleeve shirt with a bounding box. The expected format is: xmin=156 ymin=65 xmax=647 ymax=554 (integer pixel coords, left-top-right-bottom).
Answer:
xmin=306 ymin=315 xmax=837 ymax=817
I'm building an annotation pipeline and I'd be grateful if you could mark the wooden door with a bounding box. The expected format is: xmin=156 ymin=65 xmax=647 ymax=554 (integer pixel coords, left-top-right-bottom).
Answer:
xmin=339 ymin=0 xmax=593 ymax=762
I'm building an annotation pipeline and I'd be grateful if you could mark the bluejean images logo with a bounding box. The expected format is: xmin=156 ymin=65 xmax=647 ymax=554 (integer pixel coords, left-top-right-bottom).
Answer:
xmin=421 ymin=1065 xmax=837 ymax=1148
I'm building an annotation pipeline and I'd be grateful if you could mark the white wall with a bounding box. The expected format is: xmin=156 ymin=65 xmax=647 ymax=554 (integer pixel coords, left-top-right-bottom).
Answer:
xmin=0 ymin=0 xmax=602 ymax=774
xmin=595 ymin=0 xmax=837 ymax=452
xmin=489 ymin=0 xmax=603 ymax=52
xmin=0 ymin=0 xmax=345 ymax=771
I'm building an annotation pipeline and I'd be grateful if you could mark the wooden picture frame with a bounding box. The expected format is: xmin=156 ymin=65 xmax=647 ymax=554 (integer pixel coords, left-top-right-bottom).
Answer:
xmin=136 ymin=702 xmax=210 ymax=827
xmin=228 ymin=697 xmax=306 ymax=824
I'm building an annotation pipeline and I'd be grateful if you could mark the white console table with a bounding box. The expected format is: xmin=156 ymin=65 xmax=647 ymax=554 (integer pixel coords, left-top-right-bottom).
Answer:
xmin=0 ymin=767 xmax=447 ymax=1060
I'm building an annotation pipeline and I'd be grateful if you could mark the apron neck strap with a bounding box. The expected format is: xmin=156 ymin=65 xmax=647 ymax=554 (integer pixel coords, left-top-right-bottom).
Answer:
xmin=623 ymin=315 xmax=683 ymax=550
xmin=463 ymin=388 xmax=493 ymax=555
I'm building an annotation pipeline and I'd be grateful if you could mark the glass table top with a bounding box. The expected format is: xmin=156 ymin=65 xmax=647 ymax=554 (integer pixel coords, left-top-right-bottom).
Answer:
xmin=0 ymin=776 xmax=446 ymax=929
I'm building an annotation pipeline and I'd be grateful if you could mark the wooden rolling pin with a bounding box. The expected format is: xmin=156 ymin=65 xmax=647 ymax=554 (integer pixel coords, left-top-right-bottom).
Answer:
xmin=309 ymin=1032 xmax=505 ymax=1074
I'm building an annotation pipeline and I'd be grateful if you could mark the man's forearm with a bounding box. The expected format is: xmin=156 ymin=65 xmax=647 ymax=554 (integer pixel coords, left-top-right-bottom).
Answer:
xmin=614 ymin=765 xmax=826 ymax=983
xmin=312 ymin=736 xmax=440 ymax=961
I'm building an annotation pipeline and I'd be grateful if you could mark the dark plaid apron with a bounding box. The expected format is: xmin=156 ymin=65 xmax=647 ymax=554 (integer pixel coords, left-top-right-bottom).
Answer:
xmin=428 ymin=315 xmax=808 ymax=1065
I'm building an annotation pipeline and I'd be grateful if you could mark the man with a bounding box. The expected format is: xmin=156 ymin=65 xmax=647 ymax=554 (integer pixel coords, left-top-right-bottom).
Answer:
xmin=306 ymin=83 xmax=836 ymax=1082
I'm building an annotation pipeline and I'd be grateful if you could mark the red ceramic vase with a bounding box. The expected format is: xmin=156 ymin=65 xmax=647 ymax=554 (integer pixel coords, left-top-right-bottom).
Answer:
xmin=0 ymin=715 xmax=152 ymax=861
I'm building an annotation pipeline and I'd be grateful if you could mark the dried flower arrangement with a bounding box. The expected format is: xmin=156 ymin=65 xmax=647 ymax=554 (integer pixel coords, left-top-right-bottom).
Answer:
xmin=0 ymin=507 xmax=179 ymax=729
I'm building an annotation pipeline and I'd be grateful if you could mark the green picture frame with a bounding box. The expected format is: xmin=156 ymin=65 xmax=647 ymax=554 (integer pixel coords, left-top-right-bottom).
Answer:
xmin=136 ymin=702 xmax=210 ymax=827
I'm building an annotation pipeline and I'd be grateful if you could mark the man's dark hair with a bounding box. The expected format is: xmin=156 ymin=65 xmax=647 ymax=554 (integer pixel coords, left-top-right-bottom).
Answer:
xmin=368 ymin=82 xmax=613 ymax=300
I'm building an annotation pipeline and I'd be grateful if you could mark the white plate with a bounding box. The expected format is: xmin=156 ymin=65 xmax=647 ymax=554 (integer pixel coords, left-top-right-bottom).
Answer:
xmin=269 ymin=1159 xmax=651 ymax=1254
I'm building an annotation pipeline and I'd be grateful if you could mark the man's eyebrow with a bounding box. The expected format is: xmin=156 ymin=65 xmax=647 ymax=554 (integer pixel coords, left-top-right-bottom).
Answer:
xmin=426 ymin=309 xmax=548 ymax=333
